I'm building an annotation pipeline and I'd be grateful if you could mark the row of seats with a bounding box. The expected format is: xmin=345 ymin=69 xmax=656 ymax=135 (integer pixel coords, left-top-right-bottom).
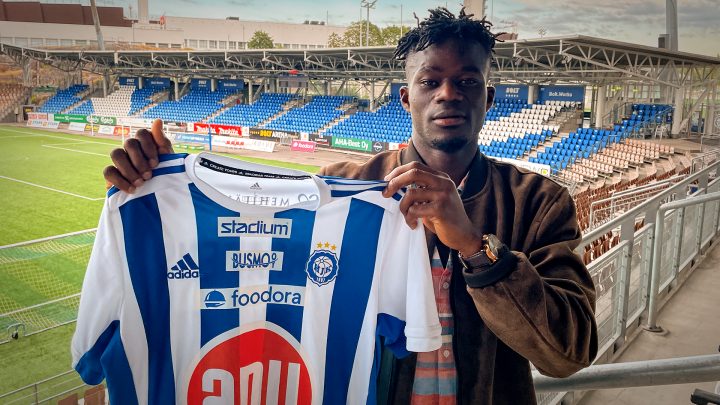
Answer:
xmin=573 ymin=166 xmax=688 ymax=234
xmin=323 ymin=96 xmax=411 ymax=143
xmin=144 ymin=89 xmax=236 ymax=123
xmin=556 ymin=105 xmax=674 ymax=180
xmin=0 ymin=84 xmax=26 ymax=114
xmin=478 ymin=101 xmax=574 ymax=161
xmin=210 ymin=93 xmax=296 ymax=127
xmin=262 ymin=95 xmax=353 ymax=133
xmin=531 ymin=130 xmax=631 ymax=170
xmin=38 ymin=84 xmax=88 ymax=113
xmin=68 ymin=85 xmax=164 ymax=117
xmin=486 ymin=98 xmax=531 ymax=121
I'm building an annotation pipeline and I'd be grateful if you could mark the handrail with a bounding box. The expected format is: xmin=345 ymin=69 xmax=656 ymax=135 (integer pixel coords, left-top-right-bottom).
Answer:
xmin=580 ymin=159 xmax=720 ymax=249
xmin=645 ymin=189 xmax=720 ymax=331
xmin=587 ymin=176 xmax=684 ymax=229
xmin=533 ymin=354 xmax=720 ymax=392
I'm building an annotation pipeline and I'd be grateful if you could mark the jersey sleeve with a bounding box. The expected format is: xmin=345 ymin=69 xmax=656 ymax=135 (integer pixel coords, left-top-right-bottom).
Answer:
xmin=71 ymin=200 xmax=125 ymax=385
xmin=377 ymin=215 xmax=441 ymax=357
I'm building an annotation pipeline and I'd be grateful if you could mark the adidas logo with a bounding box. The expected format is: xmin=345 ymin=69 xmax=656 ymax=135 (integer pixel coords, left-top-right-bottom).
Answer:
xmin=167 ymin=253 xmax=199 ymax=279
xmin=250 ymin=182 xmax=262 ymax=190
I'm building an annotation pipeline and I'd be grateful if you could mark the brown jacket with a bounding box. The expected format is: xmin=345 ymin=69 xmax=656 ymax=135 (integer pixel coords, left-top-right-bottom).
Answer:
xmin=319 ymin=143 xmax=597 ymax=405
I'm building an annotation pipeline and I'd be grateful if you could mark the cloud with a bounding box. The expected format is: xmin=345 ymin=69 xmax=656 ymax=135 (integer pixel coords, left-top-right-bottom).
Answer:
xmin=498 ymin=0 xmax=719 ymax=55
xmin=224 ymin=0 xmax=255 ymax=5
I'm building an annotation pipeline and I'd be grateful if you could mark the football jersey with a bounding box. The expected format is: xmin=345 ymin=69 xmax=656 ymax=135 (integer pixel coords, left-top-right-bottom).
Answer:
xmin=72 ymin=152 xmax=441 ymax=405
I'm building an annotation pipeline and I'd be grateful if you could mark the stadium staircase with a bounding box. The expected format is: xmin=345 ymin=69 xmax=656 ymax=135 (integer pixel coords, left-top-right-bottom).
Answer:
xmin=131 ymin=90 xmax=170 ymax=117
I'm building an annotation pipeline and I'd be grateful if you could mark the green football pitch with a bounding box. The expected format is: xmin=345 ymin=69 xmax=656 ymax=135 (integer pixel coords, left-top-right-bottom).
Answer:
xmin=0 ymin=125 xmax=320 ymax=394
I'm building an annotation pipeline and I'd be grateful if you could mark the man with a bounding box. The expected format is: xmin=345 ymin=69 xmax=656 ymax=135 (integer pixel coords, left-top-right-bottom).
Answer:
xmin=104 ymin=8 xmax=597 ymax=404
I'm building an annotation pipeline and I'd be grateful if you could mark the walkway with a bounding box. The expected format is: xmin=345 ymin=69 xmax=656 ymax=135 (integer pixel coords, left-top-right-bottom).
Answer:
xmin=579 ymin=240 xmax=720 ymax=405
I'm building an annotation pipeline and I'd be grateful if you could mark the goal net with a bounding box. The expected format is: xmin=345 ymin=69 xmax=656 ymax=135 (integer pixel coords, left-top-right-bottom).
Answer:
xmin=0 ymin=229 xmax=95 ymax=343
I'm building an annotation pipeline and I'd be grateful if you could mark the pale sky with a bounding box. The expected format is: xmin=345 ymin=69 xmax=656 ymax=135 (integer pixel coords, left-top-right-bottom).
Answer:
xmin=94 ymin=0 xmax=720 ymax=56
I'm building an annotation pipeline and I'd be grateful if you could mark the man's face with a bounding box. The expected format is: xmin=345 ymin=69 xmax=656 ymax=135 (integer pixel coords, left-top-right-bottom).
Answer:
xmin=400 ymin=40 xmax=495 ymax=154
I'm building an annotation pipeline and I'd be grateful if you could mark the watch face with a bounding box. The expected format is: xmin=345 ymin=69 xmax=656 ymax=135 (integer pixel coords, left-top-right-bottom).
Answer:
xmin=483 ymin=234 xmax=501 ymax=262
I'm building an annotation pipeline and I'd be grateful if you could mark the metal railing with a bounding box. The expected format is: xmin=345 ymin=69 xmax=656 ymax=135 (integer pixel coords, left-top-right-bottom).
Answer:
xmin=534 ymin=159 xmax=720 ymax=405
xmin=0 ymin=370 xmax=96 ymax=405
xmin=588 ymin=174 xmax=685 ymax=230
xmin=692 ymin=148 xmax=720 ymax=173
xmin=534 ymin=354 xmax=720 ymax=392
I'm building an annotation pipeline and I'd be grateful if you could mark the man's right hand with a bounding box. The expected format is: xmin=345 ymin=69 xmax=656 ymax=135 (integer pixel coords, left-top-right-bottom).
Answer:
xmin=103 ymin=119 xmax=174 ymax=193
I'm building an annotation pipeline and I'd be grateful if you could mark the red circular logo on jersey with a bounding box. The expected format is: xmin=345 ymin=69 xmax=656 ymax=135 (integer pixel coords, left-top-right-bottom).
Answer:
xmin=187 ymin=328 xmax=312 ymax=405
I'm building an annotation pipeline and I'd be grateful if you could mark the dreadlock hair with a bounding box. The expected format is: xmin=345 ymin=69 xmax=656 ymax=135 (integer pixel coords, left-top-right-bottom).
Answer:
xmin=393 ymin=7 xmax=503 ymax=61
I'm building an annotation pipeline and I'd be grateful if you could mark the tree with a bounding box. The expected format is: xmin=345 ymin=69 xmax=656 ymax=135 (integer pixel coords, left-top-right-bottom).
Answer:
xmin=248 ymin=31 xmax=274 ymax=49
xmin=327 ymin=32 xmax=343 ymax=48
xmin=326 ymin=22 xmax=412 ymax=48
xmin=380 ymin=25 xmax=411 ymax=46
xmin=342 ymin=21 xmax=384 ymax=47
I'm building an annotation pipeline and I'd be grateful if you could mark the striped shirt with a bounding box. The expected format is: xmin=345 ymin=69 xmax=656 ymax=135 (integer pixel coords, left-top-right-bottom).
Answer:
xmin=411 ymin=248 xmax=458 ymax=404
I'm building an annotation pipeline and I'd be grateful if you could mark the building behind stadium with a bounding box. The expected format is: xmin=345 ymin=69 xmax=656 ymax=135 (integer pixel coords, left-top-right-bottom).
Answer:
xmin=0 ymin=0 xmax=345 ymax=50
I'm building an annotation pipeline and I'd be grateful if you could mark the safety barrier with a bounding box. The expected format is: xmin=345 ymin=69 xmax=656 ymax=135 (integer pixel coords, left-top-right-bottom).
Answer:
xmin=535 ymin=160 xmax=720 ymax=405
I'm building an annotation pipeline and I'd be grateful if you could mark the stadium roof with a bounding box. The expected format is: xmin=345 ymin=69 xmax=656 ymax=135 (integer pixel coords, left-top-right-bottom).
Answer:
xmin=3 ymin=35 xmax=719 ymax=87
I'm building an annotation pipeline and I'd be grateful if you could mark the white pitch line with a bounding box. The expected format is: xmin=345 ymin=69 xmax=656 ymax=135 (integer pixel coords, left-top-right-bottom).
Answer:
xmin=43 ymin=140 xmax=109 ymax=147
xmin=0 ymin=128 xmax=120 ymax=145
xmin=0 ymin=175 xmax=105 ymax=201
xmin=0 ymin=134 xmax=44 ymax=139
xmin=41 ymin=144 xmax=109 ymax=157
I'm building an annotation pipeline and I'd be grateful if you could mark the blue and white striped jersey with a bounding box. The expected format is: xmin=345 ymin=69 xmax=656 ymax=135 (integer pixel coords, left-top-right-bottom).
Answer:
xmin=72 ymin=152 xmax=441 ymax=405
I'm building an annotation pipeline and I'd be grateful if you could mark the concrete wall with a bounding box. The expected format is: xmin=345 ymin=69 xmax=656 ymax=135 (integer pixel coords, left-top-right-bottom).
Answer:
xmin=165 ymin=17 xmax=345 ymax=48
xmin=0 ymin=17 xmax=345 ymax=50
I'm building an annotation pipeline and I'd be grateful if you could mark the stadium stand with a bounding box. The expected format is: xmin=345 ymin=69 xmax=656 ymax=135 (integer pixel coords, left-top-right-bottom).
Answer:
xmin=322 ymin=95 xmax=411 ymax=143
xmin=524 ymin=103 xmax=672 ymax=175
xmin=0 ymin=84 xmax=28 ymax=119
xmin=210 ymin=93 xmax=297 ymax=127
xmin=573 ymin=162 xmax=690 ymax=265
xmin=67 ymin=100 xmax=93 ymax=116
xmin=37 ymin=84 xmax=88 ymax=113
xmin=478 ymin=100 xmax=568 ymax=160
xmin=262 ymin=95 xmax=352 ymax=133
xmin=129 ymin=88 xmax=162 ymax=116
xmin=67 ymin=85 xmax=163 ymax=117
xmin=142 ymin=88 xmax=236 ymax=123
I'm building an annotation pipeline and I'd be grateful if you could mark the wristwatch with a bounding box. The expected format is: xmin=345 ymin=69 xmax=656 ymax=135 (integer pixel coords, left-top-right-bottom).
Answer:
xmin=458 ymin=234 xmax=504 ymax=270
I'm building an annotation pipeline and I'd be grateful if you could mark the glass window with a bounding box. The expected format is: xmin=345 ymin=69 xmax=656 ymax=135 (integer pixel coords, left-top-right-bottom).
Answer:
xmin=46 ymin=38 xmax=59 ymax=47
xmin=209 ymin=40 xmax=217 ymax=49
xmin=30 ymin=38 xmax=43 ymax=47
xmin=219 ymin=41 xmax=227 ymax=49
xmin=229 ymin=41 xmax=236 ymax=50
xmin=15 ymin=37 xmax=29 ymax=47
xmin=60 ymin=39 xmax=73 ymax=46
xmin=189 ymin=39 xmax=198 ymax=48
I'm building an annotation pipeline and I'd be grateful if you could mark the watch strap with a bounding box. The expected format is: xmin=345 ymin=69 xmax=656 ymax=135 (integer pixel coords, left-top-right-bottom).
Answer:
xmin=462 ymin=250 xmax=518 ymax=288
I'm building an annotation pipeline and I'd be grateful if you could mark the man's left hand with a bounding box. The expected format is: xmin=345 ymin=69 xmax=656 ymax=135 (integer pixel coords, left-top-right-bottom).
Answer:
xmin=382 ymin=162 xmax=483 ymax=256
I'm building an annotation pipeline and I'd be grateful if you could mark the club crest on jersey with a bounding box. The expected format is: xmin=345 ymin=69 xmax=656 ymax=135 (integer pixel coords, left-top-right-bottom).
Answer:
xmin=305 ymin=242 xmax=339 ymax=286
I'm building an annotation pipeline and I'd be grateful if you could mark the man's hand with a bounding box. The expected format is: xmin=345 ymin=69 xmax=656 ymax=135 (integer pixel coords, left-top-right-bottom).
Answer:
xmin=103 ymin=119 xmax=174 ymax=193
xmin=382 ymin=162 xmax=484 ymax=256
